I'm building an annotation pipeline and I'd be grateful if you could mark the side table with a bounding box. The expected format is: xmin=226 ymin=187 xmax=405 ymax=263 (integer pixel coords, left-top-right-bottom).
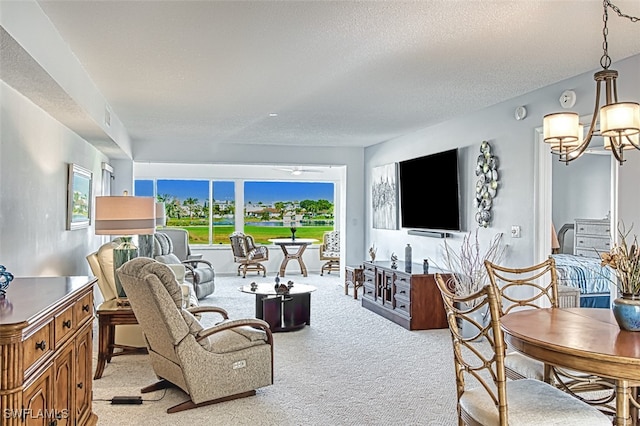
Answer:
xmin=345 ymin=265 xmax=364 ymax=299
xmin=94 ymin=299 xmax=147 ymax=379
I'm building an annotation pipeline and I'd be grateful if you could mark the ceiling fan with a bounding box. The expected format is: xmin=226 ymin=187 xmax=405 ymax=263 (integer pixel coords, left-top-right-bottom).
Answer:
xmin=274 ymin=166 xmax=324 ymax=176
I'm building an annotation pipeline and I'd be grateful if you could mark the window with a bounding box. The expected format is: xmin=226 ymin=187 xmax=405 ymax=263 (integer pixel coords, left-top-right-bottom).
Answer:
xmin=133 ymin=178 xmax=333 ymax=245
xmin=244 ymin=181 xmax=334 ymax=244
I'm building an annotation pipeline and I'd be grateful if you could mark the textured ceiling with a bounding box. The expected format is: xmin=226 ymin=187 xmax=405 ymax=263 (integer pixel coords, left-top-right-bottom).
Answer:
xmin=8 ymin=1 xmax=640 ymax=152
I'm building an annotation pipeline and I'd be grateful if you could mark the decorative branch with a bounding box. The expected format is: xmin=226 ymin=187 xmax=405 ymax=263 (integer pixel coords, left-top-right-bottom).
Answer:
xmin=440 ymin=229 xmax=505 ymax=306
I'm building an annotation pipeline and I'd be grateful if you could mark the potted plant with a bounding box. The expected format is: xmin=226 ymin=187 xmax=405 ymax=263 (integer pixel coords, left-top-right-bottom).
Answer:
xmin=600 ymin=222 xmax=640 ymax=331
xmin=440 ymin=228 xmax=505 ymax=339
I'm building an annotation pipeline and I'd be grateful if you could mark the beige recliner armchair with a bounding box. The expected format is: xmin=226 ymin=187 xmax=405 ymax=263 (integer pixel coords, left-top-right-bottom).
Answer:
xmin=117 ymin=257 xmax=273 ymax=413
xmin=87 ymin=241 xmax=199 ymax=350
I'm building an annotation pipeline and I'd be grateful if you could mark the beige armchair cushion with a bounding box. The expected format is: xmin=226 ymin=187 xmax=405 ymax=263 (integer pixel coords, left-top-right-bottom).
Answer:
xmin=461 ymin=379 xmax=610 ymax=426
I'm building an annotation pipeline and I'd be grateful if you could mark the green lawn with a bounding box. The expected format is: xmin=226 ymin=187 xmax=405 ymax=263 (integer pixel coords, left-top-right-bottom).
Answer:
xmin=173 ymin=225 xmax=333 ymax=245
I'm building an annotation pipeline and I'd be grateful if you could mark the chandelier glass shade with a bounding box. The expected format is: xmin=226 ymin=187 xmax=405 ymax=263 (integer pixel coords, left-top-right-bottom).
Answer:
xmin=542 ymin=1 xmax=640 ymax=165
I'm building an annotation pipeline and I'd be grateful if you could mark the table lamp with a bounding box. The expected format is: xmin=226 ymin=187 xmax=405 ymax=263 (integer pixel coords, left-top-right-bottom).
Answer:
xmin=137 ymin=202 xmax=166 ymax=258
xmin=95 ymin=194 xmax=155 ymax=298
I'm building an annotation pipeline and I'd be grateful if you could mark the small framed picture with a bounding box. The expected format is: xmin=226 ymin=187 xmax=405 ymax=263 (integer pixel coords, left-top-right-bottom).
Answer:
xmin=67 ymin=164 xmax=92 ymax=230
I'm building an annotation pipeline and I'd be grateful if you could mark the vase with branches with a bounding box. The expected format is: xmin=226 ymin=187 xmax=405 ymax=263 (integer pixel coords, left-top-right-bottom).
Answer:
xmin=599 ymin=222 xmax=640 ymax=331
xmin=441 ymin=229 xmax=505 ymax=304
xmin=438 ymin=229 xmax=505 ymax=339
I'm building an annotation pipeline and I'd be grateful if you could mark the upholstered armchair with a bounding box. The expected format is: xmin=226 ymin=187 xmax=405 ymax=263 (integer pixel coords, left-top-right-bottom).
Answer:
xmin=319 ymin=230 xmax=340 ymax=276
xmin=117 ymin=258 xmax=273 ymax=413
xmin=154 ymin=231 xmax=215 ymax=299
xmin=229 ymin=232 xmax=269 ymax=278
xmin=157 ymin=228 xmax=205 ymax=266
xmin=86 ymin=241 xmax=198 ymax=350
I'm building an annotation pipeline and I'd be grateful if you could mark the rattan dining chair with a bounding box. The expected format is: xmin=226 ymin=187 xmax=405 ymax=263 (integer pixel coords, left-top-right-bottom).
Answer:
xmin=484 ymin=257 xmax=616 ymax=409
xmin=434 ymin=273 xmax=611 ymax=426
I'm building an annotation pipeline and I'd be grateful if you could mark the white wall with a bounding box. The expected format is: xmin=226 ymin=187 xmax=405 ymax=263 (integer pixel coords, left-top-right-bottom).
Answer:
xmin=0 ymin=82 xmax=108 ymax=276
xmin=365 ymin=54 xmax=640 ymax=270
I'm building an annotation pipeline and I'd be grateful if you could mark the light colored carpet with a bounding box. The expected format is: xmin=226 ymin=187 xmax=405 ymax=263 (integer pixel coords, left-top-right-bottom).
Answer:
xmin=92 ymin=273 xmax=458 ymax=425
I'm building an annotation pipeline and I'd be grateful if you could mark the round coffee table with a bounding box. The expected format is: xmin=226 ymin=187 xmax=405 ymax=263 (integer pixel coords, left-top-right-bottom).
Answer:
xmin=240 ymin=283 xmax=316 ymax=332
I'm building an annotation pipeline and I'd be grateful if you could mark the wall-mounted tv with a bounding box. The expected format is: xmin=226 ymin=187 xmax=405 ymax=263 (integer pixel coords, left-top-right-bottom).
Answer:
xmin=398 ymin=148 xmax=461 ymax=232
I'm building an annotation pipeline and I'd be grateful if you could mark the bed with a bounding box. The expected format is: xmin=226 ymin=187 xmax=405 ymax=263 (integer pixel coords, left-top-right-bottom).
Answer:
xmin=552 ymin=254 xmax=612 ymax=308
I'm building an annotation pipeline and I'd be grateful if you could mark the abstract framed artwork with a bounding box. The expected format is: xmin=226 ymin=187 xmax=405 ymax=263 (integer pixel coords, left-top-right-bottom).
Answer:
xmin=372 ymin=163 xmax=398 ymax=229
xmin=67 ymin=163 xmax=92 ymax=230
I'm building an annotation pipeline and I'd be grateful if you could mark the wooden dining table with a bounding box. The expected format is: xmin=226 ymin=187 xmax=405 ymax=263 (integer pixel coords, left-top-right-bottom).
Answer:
xmin=501 ymin=307 xmax=640 ymax=426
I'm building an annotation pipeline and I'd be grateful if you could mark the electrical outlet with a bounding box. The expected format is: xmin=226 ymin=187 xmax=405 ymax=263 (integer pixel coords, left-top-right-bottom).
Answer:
xmin=511 ymin=225 xmax=521 ymax=238
xmin=232 ymin=360 xmax=247 ymax=370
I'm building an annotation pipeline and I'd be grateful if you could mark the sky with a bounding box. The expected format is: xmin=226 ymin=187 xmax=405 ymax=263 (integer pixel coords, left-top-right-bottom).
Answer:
xmin=135 ymin=179 xmax=334 ymax=204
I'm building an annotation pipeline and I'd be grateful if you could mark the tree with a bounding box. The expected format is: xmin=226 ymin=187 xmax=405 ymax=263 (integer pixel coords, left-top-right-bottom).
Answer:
xmin=183 ymin=197 xmax=199 ymax=218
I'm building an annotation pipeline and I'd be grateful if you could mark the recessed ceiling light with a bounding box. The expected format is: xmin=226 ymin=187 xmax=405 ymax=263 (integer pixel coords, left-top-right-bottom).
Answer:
xmin=268 ymin=113 xmax=278 ymax=117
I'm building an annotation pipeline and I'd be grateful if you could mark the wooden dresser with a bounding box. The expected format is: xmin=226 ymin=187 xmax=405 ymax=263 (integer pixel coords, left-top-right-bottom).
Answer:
xmin=573 ymin=218 xmax=611 ymax=259
xmin=0 ymin=276 xmax=98 ymax=426
xmin=362 ymin=261 xmax=450 ymax=330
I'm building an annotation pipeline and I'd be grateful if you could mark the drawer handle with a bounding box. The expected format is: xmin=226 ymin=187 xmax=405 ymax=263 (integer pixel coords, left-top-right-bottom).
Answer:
xmin=398 ymin=304 xmax=406 ymax=309
xmin=63 ymin=319 xmax=72 ymax=329
xmin=35 ymin=340 xmax=47 ymax=351
xmin=77 ymin=382 xmax=83 ymax=389
xmin=82 ymin=304 xmax=90 ymax=312
xmin=398 ymin=290 xmax=406 ymax=294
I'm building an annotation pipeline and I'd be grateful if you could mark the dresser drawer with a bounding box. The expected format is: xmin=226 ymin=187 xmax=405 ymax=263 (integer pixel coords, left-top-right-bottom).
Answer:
xmin=362 ymin=282 xmax=375 ymax=300
xmin=575 ymin=236 xmax=611 ymax=252
xmin=394 ymin=293 xmax=410 ymax=316
xmin=575 ymin=221 xmax=610 ymax=237
xmin=55 ymin=304 xmax=75 ymax=346
xmin=363 ymin=263 xmax=376 ymax=274
xmin=74 ymin=291 xmax=94 ymax=326
xmin=24 ymin=322 xmax=53 ymax=373
xmin=394 ymin=280 xmax=411 ymax=301
xmin=393 ymin=271 xmax=411 ymax=287
xmin=575 ymin=248 xmax=602 ymax=259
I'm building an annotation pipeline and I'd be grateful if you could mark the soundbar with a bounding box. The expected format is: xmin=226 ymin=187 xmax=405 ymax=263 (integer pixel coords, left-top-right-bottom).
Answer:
xmin=407 ymin=229 xmax=451 ymax=238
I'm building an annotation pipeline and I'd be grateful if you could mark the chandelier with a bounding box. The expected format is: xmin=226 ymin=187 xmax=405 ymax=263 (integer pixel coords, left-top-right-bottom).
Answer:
xmin=543 ymin=0 xmax=639 ymax=165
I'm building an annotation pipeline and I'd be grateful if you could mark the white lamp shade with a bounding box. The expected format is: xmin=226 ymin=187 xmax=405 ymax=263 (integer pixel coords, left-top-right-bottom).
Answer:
xmin=600 ymin=102 xmax=640 ymax=137
xmin=543 ymin=112 xmax=581 ymax=144
xmin=549 ymin=120 xmax=584 ymax=151
xmin=95 ymin=196 xmax=156 ymax=235
xmin=155 ymin=202 xmax=166 ymax=226
xmin=605 ymin=133 xmax=640 ymax=150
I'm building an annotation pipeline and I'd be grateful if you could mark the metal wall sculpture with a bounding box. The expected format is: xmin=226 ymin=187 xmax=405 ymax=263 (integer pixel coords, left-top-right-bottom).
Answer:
xmin=474 ymin=141 xmax=499 ymax=228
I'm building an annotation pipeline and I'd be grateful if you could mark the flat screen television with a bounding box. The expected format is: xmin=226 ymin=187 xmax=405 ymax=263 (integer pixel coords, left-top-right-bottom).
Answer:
xmin=398 ymin=148 xmax=461 ymax=232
